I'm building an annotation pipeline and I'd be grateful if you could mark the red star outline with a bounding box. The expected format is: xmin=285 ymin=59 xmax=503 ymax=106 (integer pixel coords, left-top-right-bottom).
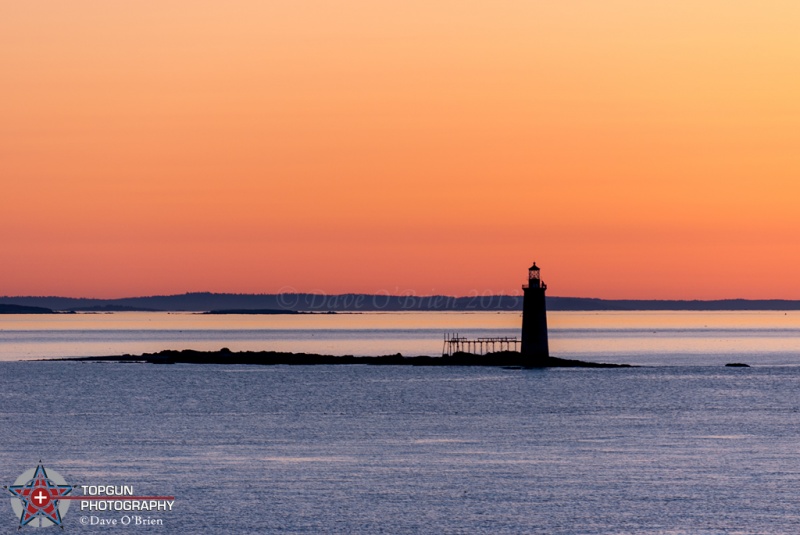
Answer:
xmin=6 ymin=463 xmax=73 ymax=529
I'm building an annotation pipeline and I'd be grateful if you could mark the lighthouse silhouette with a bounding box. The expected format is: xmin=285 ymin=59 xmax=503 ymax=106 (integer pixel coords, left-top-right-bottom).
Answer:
xmin=521 ymin=262 xmax=549 ymax=364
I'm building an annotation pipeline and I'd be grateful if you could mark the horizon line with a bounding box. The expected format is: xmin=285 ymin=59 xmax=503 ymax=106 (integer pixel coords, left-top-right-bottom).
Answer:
xmin=4 ymin=292 xmax=800 ymax=302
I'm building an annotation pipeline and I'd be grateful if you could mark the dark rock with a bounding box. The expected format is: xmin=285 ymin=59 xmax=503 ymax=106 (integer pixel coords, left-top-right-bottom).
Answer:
xmin=203 ymin=309 xmax=299 ymax=315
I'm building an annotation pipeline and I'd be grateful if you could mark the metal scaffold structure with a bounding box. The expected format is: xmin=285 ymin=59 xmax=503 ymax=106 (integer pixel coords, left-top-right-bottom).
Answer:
xmin=442 ymin=333 xmax=520 ymax=356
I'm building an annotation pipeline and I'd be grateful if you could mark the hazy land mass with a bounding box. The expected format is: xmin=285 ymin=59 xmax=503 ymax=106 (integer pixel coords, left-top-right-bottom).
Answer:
xmin=0 ymin=303 xmax=57 ymax=314
xmin=4 ymin=293 xmax=800 ymax=312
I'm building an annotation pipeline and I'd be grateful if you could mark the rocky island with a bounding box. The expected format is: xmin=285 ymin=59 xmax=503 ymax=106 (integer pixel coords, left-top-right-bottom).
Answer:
xmin=61 ymin=348 xmax=631 ymax=368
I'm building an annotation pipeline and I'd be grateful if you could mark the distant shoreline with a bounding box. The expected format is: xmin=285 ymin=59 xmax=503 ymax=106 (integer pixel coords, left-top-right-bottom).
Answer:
xmin=5 ymin=293 xmax=800 ymax=312
xmin=55 ymin=349 xmax=632 ymax=368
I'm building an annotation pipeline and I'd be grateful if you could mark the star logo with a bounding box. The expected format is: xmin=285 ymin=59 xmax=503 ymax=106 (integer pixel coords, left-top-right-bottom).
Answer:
xmin=5 ymin=463 xmax=73 ymax=529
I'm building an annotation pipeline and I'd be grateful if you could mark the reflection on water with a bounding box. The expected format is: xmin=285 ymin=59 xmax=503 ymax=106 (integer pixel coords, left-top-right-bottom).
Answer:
xmin=2 ymin=363 xmax=800 ymax=533
xmin=1 ymin=311 xmax=800 ymax=365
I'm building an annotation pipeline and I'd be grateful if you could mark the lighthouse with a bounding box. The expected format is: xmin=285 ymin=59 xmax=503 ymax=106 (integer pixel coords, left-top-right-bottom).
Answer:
xmin=521 ymin=262 xmax=549 ymax=363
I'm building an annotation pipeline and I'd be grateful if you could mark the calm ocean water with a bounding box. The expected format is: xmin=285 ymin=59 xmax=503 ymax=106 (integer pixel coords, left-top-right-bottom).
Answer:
xmin=2 ymin=312 xmax=800 ymax=533
xmin=2 ymin=310 xmax=800 ymax=365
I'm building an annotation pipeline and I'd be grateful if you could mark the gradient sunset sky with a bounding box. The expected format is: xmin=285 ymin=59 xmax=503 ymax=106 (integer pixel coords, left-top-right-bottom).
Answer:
xmin=3 ymin=2 xmax=800 ymax=299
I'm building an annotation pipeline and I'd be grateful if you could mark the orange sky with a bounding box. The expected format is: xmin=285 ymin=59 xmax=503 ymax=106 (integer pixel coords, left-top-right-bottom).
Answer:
xmin=3 ymin=1 xmax=800 ymax=299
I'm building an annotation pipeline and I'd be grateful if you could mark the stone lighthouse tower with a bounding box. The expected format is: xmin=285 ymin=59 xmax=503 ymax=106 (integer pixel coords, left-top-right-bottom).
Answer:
xmin=521 ymin=262 xmax=549 ymax=363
